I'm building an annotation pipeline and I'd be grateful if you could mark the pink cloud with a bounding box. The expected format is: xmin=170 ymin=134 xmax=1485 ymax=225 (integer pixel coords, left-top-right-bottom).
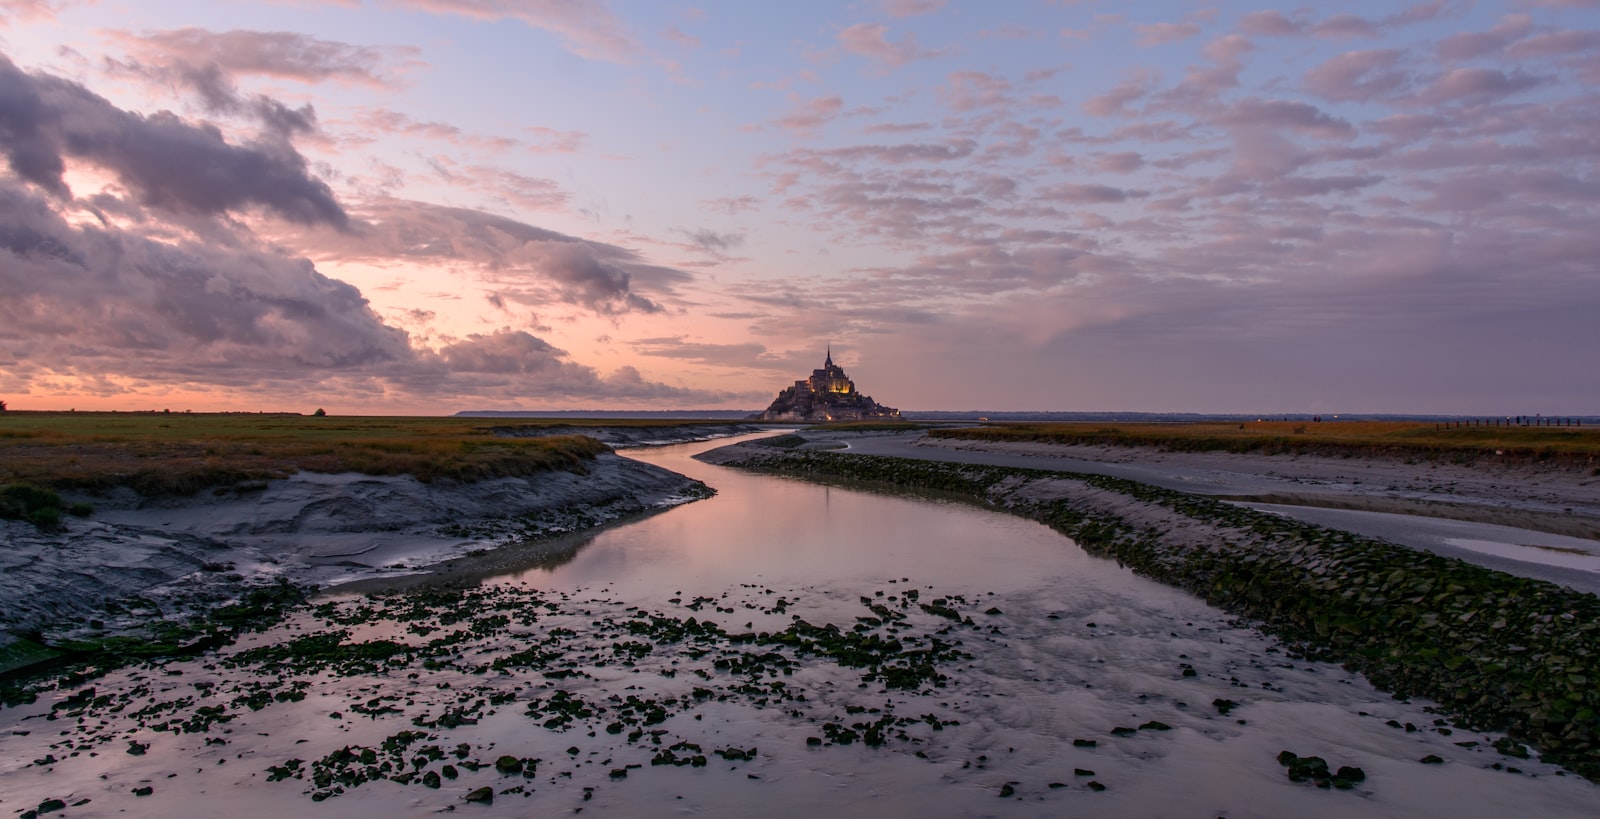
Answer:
xmin=879 ymin=0 xmax=946 ymax=17
xmin=1419 ymin=68 xmax=1543 ymax=104
xmin=1436 ymin=14 xmax=1533 ymax=60
xmin=1093 ymin=151 xmax=1145 ymax=173
xmin=350 ymin=109 xmax=523 ymax=152
xmin=1303 ymin=49 xmax=1408 ymax=102
xmin=938 ymin=70 xmax=1011 ymax=111
xmin=1083 ymin=70 xmax=1153 ymax=117
xmin=1159 ymin=34 xmax=1254 ymax=105
xmin=386 ymin=0 xmax=643 ymax=63
xmin=1041 ymin=183 xmax=1143 ymax=204
xmin=772 ymin=94 xmax=845 ymax=133
xmin=103 ymin=27 xmax=417 ymax=88
xmin=1506 ymin=29 xmax=1600 ymax=58
xmin=1238 ymin=10 xmax=1304 ymax=36
xmin=1135 ymin=21 xmax=1202 ymax=46
xmin=0 ymin=0 xmax=73 ymax=25
xmin=1367 ymin=113 xmax=1452 ymax=142
xmin=661 ymin=24 xmax=701 ymax=50
xmin=1310 ymin=14 xmax=1381 ymax=39
xmin=1218 ymin=98 xmax=1356 ymax=140
xmin=837 ymin=22 xmax=945 ymax=67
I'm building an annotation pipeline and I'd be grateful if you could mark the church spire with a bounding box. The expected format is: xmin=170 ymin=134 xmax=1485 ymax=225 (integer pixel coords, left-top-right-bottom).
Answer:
xmin=825 ymin=344 xmax=833 ymax=368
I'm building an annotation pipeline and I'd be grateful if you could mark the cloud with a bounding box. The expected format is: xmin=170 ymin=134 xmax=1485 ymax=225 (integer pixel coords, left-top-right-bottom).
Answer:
xmin=1237 ymin=10 xmax=1304 ymax=36
xmin=1418 ymin=67 xmax=1543 ymax=104
xmin=878 ymin=0 xmax=945 ymax=17
xmin=703 ymin=195 xmax=759 ymax=215
xmin=1134 ymin=21 xmax=1201 ymax=46
xmin=677 ymin=227 xmax=745 ymax=254
xmin=1505 ymin=29 xmax=1600 ymax=59
xmin=291 ymin=199 xmax=690 ymax=315
xmin=938 ymin=70 xmax=1012 ymax=111
xmin=385 ymin=0 xmax=643 ymax=63
xmin=1238 ymin=2 xmax=1460 ymax=40
xmin=772 ymin=94 xmax=844 ymax=133
xmin=0 ymin=54 xmax=347 ymax=226
xmin=1216 ymin=98 xmax=1356 ymax=140
xmin=1083 ymin=70 xmax=1154 ymax=117
xmin=804 ymin=140 xmax=979 ymax=164
xmin=103 ymin=27 xmax=414 ymax=89
xmin=631 ymin=337 xmax=784 ymax=370
xmin=0 ymin=178 xmax=406 ymax=382
xmin=1093 ymin=152 xmax=1145 ymax=173
xmin=349 ymin=109 xmax=522 ymax=152
xmin=424 ymin=159 xmax=570 ymax=212
xmin=1436 ymin=14 xmax=1534 ymax=60
xmin=1040 ymin=183 xmax=1142 ymax=204
xmin=836 ymin=23 xmax=946 ymax=68
xmin=1311 ymin=13 xmax=1381 ymax=39
xmin=0 ymin=0 xmax=73 ymax=25
xmin=1303 ymin=49 xmax=1409 ymax=102
xmin=0 ymin=178 xmax=724 ymax=406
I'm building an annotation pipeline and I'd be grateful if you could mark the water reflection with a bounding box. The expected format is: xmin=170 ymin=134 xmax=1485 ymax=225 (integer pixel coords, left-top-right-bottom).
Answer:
xmin=497 ymin=434 xmax=1120 ymax=607
xmin=4 ymin=433 xmax=1596 ymax=818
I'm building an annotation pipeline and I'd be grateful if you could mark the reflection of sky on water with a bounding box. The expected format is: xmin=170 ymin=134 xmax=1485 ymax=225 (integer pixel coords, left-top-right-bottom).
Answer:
xmin=1 ymin=434 xmax=1596 ymax=817
xmin=1444 ymin=538 xmax=1600 ymax=573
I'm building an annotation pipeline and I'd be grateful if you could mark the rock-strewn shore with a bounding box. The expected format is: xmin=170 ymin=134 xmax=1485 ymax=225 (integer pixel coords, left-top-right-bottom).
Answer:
xmin=1 ymin=452 xmax=709 ymax=665
xmin=700 ymin=442 xmax=1600 ymax=780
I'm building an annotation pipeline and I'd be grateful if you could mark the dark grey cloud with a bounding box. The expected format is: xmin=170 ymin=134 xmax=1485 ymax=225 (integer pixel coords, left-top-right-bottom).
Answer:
xmin=0 ymin=178 xmax=403 ymax=379
xmin=0 ymin=178 xmax=731 ymax=405
xmin=288 ymin=199 xmax=693 ymax=315
xmin=678 ymin=227 xmax=745 ymax=254
xmin=0 ymin=53 xmax=347 ymax=226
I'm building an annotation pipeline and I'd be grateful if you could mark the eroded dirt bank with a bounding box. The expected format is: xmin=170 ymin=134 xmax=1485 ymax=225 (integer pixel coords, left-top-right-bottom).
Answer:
xmin=0 ymin=453 xmax=708 ymax=659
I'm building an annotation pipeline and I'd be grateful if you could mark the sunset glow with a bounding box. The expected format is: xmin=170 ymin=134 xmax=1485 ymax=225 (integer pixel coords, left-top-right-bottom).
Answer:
xmin=2 ymin=0 xmax=1597 ymax=414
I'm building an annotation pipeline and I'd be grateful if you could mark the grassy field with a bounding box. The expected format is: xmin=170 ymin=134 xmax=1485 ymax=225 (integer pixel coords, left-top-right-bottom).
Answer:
xmin=0 ymin=412 xmax=742 ymax=495
xmin=929 ymin=420 xmax=1600 ymax=463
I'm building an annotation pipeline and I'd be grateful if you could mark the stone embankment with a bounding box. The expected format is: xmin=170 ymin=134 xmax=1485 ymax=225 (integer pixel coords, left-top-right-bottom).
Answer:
xmin=700 ymin=442 xmax=1600 ymax=780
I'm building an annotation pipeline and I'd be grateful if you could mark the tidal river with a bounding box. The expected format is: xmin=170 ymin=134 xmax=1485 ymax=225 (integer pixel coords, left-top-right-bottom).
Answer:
xmin=2 ymin=433 xmax=1596 ymax=817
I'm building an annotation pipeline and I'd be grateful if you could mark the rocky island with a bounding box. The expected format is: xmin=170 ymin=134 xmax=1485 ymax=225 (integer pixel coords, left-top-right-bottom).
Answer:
xmin=754 ymin=349 xmax=900 ymax=422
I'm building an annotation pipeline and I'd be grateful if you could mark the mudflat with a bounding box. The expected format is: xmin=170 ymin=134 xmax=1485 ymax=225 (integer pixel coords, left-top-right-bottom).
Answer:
xmin=903 ymin=436 xmax=1600 ymax=539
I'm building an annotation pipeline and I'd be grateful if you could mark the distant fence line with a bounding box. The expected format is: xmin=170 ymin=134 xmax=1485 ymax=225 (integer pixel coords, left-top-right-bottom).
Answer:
xmin=1434 ymin=417 xmax=1583 ymax=430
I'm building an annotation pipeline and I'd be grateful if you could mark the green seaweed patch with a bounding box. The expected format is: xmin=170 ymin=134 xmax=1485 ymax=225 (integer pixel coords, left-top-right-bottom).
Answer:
xmin=1278 ymin=751 xmax=1366 ymax=790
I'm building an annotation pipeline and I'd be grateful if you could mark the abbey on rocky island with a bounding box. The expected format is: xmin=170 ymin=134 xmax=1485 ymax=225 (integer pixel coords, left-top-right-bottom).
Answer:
xmin=754 ymin=349 xmax=900 ymax=422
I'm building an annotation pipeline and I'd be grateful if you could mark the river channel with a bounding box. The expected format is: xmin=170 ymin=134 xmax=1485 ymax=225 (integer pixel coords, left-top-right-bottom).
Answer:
xmin=1 ymin=433 xmax=1596 ymax=817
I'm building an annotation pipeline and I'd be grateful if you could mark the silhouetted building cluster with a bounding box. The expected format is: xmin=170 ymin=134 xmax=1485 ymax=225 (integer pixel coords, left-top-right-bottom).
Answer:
xmin=754 ymin=349 xmax=900 ymax=422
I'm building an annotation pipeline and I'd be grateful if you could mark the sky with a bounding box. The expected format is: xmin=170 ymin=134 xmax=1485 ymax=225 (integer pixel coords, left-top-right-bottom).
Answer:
xmin=1 ymin=0 xmax=1597 ymax=415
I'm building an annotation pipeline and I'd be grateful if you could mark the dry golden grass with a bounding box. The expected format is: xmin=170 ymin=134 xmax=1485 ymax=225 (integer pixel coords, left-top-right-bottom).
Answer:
xmin=0 ymin=412 xmax=730 ymax=495
xmin=929 ymin=420 xmax=1600 ymax=463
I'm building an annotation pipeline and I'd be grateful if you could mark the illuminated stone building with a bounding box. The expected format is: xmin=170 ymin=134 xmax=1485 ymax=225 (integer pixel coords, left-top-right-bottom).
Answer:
xmin=755 ymin=348 xmax=900 ymax=422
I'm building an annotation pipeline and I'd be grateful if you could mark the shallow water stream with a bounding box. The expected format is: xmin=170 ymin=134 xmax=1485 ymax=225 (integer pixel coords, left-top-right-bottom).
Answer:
xmin=2 ymin=433 xmax=1597 ymax=817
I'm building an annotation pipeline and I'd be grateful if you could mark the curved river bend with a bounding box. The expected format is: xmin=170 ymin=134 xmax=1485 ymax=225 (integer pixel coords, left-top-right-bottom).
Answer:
xmin=1 ymin=433 xmax=1595 ymax=817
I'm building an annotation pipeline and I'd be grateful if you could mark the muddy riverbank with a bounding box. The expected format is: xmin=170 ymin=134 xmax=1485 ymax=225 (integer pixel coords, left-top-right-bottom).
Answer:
xmin=0 ymin=453 xmax=709 ymax=670
xmin=700 ymin=440 xmax=1600 ymax=781
xmin=4 ymin=433 xmax=1597 ymax=817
